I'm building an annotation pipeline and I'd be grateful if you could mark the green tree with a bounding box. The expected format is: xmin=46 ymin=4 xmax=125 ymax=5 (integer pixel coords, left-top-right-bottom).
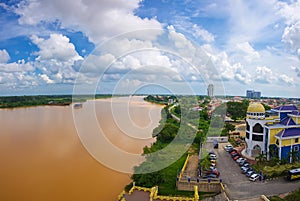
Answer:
xmin=200 ymin=154 xmax=211 ymax=171
xmin=132 ymin=171 xmax=164 ymax=187
xmin=226 ymin=101 xmax=248 ymax=121
xmin=255 ymin=153 xmax=267 ymax=170
xmin=262 ymin=103 xmax=271 ymax=110
xmin=221 ymin=123 xmax=236 ymax=136
xmin=156 ymin=123 xmax=179 ymax=143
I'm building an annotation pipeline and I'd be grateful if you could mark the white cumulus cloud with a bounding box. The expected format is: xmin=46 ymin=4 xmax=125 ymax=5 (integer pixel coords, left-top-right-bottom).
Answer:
xmin=254 ymin=66 xmax=277 ymax=84
xmin=31 ymin=34 xmax=82 ymax=63
xmin=282 ymin=22 xmax=300 ymax=51
xmin=234 ymin=42 xmax=260 ymax=62
xmin=30 ymin=34 xmax=83 ymax=84
xmin=279 ymin=74 xmax=294 ymax=85
xmin=0 ymin=49 xmax=10 ymax=63
xmin=192 ymin=24 xmax=215 ymax=43
xmin=14 ymin=0 xmax=163 ymax=42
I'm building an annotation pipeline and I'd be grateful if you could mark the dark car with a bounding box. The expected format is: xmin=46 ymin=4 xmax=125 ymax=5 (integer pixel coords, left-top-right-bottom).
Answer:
xmin=203 ymin=174 xmax=218 ymax=179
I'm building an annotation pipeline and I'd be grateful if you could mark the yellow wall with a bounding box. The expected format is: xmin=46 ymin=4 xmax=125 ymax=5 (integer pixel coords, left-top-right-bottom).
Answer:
xmin=269 ymin=128 xmax=284 ymax=144
xmin=282 ymin=139 xmax=291 ymax=146
xmin=282 ymin=138 xmax=300 ymax=146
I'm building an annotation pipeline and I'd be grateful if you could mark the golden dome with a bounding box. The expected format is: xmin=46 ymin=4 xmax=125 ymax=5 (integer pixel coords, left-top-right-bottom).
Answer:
xmin=247 ymin=103 xmax=265 ymax=113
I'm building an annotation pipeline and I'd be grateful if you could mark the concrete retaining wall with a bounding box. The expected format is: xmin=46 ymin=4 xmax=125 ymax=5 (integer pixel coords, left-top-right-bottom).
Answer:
xmin=177 ymin=181 xmax=221 ymax=193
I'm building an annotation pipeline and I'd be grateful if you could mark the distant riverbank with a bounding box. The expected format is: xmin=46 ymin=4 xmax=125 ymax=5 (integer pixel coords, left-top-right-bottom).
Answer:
xmin=0 ymin=94 xmax=112 ymax=108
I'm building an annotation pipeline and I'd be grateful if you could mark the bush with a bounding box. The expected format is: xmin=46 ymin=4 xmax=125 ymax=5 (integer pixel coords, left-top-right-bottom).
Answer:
xmin=263 ymin=162 xmax=300 ymax=178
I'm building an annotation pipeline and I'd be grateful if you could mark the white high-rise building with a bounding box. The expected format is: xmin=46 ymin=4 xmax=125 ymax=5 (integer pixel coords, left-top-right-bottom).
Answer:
xmin=207 ymin=84 xmax=214 ymax=97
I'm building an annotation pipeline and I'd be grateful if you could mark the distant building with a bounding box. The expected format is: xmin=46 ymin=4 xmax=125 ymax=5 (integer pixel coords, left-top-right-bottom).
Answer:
xmin=246 ymin=90 xmax=261 ymax=99
xmin=207 ymin=84 xmax=214 ymax=97
xmin=245 ymin=103 xmax=300 ymax=162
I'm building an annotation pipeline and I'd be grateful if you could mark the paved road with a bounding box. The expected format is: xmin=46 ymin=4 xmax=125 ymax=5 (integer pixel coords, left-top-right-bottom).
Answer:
xmin=203 ymin=142 xmax=300 ymax=200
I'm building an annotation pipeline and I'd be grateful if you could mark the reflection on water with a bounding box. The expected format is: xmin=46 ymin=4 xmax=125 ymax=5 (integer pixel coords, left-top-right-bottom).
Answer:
xmin=0 ymin=96 xmax=162 ymax=201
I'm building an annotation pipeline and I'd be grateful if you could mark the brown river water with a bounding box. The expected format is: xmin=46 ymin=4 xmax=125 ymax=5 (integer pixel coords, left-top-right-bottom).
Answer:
xmin=0 ymin=96 xmax=162 ymax=201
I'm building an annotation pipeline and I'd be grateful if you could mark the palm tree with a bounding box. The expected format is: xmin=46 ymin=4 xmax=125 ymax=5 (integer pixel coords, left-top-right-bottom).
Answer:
xmin=200 ymin=155 xmax=211 ymax=171
xmin=255 ymin=152 xmax=267 ymax=171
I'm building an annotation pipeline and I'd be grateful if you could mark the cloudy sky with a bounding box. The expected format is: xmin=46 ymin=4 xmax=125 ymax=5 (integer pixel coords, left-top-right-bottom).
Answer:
xmin=0 ymin=0 xmax=300 ymax=97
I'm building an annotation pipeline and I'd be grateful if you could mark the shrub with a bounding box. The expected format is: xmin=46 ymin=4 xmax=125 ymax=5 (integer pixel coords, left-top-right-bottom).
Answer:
xmin=263 ymin=162 xmax=300 ymax=178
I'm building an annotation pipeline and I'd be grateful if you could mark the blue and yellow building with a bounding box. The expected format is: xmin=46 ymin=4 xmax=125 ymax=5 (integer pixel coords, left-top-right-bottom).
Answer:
xmin=245 ymin=103 xmax=300 ymax=162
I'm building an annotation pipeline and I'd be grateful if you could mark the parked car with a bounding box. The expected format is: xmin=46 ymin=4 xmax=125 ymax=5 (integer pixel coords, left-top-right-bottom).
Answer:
xmin=241 ymin=166 xmax=250 ymax=174
xmin=203 ymin=174 xmax=218 ymax=179
xmin=213 ymin=142 xmax=219 ymax=149
xmin=239 ymin=159 xmax=247 ymax=166
xmin=224 ymin=144 xmax=233 ymax=152
xmin=229 ymin=149 xmax=237 ymax=153
xmin=236 ymin=158 xmax=244 ymax=163
xmin=209 ymin=155 xmax=217 ymax=160
xmin=246 ymin=170 xmax=256 ymax=177
xmin=249 ymin=173 xmax=260 ymax=182
xmin=205 ymin=170 xmax=220 ymax=177
xmin=231 ymin=153 xmax=240 ymax=158
xmin=233 ymin=155 xmax=240 ymax=161
xmin=227 ymin=147 xmax=234 ymax=152
xmin=241 ymin=162 xmax=250 ymax=168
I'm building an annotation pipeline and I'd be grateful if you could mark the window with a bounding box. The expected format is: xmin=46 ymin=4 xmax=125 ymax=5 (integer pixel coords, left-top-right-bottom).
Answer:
xmin=253 ymin=123 xmax=263 ymax=133
xmin=246 ymin=132 xmax=249 ymax=139
xmin=295 ymin=138 xmax=299 ymax=143
xmin=294 ymin=146 xmax=299 ymax=152
xmin=252 ymin=134 xmax=263 ymax=141
xmin=276 ymin=139 xmax=279 ymax=145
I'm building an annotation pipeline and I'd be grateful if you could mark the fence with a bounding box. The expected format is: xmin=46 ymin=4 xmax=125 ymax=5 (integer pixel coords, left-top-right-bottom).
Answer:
xmin=118 ymin=185 xmax=200 ymax=201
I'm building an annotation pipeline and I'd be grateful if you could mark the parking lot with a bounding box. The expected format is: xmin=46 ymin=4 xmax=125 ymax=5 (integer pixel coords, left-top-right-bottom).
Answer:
xmin=203 ymin=142 xmax=300 ymax=200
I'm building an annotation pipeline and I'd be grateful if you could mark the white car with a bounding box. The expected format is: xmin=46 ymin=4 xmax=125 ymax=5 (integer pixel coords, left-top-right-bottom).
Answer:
xmin=236 ymin=158 xmax=244 ymax=163
xmin=224 ymin=144 xmax=233 ymax=152
xmin=249 ymin=173 xmax=260 ymax=182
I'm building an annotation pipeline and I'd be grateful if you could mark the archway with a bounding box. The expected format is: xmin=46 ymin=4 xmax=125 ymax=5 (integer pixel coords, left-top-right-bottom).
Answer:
xmin=252 ymin=144 xmax=261 ymax=158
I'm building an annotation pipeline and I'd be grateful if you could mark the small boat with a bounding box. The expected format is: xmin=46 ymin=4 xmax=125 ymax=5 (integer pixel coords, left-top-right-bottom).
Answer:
xmin=73 ymin=103 xmax=83 ymax=109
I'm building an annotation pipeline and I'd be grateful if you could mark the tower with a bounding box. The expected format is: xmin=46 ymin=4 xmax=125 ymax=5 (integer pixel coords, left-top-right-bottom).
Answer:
xmin=245 ymin=102 xmax=267 ymax=158
xmin=207 ymin=84 xmax=214 ymax=97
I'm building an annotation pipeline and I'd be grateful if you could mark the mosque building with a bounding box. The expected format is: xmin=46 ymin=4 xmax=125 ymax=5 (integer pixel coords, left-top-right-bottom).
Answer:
xmin=245 ymin=102 xmax=300 ymax=162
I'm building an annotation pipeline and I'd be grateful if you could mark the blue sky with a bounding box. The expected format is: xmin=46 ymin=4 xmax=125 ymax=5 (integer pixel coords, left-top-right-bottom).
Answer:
xmin=0 ymin=0 xmax=300 ymax=97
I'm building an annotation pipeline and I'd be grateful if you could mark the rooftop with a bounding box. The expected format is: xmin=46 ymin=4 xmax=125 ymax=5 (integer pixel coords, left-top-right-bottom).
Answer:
xmin=290 ymin=110 xmax=300 ymax=116
xmin=273 ymin=105 xmax=298 ymax=111
xmin=280 ymin=116 xmax=296 ymax=126
xmin=276 ymin=127 xmax=300 ymax=139
xmin=247 ymin=103 xmax=265 ymax=113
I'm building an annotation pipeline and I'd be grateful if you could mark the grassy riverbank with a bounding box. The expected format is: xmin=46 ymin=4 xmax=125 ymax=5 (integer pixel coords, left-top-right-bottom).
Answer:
xmin=126 ymin=95 xmax=204 ymax=196
xmin=0 ymin=94 xmax=112 ymax=108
